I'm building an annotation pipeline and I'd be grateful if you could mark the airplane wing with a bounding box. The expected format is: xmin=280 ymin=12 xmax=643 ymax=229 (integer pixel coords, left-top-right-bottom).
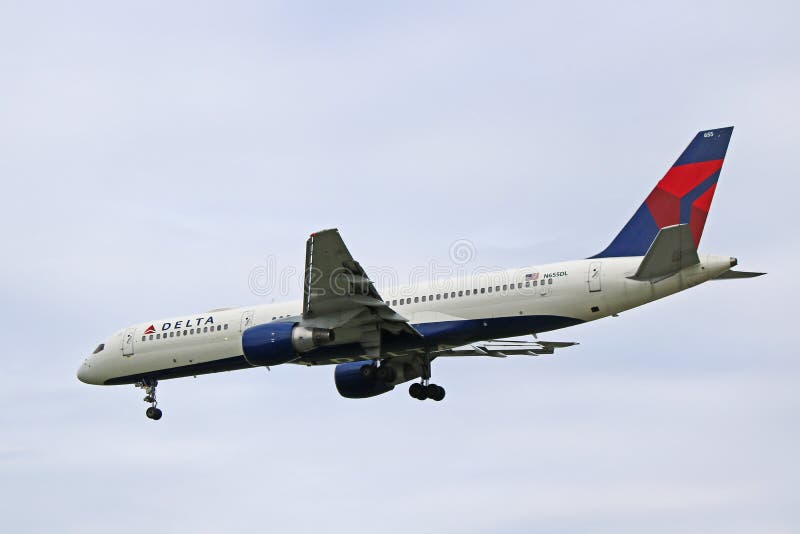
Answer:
xmin=301 ymin=229 xmax=421 ymax=357
xmin=435 ymin=338 xmax=578 ymax=358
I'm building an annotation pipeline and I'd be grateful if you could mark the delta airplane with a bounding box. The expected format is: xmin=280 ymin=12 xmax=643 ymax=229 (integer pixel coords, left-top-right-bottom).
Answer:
xmin=78 ymin=127 xmax=763 ymax=420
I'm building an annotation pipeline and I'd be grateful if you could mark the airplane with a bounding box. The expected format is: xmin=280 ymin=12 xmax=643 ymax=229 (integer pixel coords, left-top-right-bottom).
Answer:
xmin=77 ymin=126 xmax=764 ymax=420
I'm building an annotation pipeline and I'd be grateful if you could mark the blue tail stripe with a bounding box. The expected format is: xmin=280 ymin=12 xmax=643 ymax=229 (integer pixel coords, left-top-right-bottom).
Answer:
xmin=673 ymin=127 xmax=733 ymax=167
xmin=590 ymin=202 xmax=659 ymax=258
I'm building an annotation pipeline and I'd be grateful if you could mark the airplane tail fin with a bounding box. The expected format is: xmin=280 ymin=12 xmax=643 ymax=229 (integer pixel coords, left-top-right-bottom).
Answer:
xmin=592 ymin=126 xmax=733 ymax=258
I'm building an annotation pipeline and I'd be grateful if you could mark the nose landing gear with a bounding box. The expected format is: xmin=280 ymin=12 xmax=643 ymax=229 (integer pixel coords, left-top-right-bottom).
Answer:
xmin=136 ymin=379 xmax=163 ymax=420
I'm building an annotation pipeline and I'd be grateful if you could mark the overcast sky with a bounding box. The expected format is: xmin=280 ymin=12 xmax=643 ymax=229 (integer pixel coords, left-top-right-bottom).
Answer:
xmin=1 ymin=1 xmax=798 ymax=532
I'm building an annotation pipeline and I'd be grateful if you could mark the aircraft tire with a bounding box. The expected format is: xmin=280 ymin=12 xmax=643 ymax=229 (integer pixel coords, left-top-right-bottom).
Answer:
xmin=409 ymin=382 xmax=426 ymax=400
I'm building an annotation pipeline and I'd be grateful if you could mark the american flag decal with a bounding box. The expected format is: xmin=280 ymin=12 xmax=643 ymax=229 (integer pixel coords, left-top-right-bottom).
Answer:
xmin=525 ymin=272 xmax=539 ymax=281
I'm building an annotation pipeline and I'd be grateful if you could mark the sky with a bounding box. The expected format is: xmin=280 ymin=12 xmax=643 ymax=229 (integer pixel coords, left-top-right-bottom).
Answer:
xmin=1 ymin=1 xmax=798 ymax=532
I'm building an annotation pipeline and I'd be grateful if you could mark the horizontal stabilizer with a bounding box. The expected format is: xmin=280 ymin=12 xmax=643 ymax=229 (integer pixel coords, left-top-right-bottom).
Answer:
xmin=714 ymin=270 xmax=766 ymax=280
xmin=629 ymin=224 xmax=699 ymax=281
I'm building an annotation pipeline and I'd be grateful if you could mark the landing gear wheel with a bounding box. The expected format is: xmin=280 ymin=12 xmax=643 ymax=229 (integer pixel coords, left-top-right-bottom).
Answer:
xmin=427 ymin=384 xmax=446 ymax=401
xmin=409 ymin=382 xmax=426 ymax=400
xmin=146 ymin=406 xmax=163 ymax=420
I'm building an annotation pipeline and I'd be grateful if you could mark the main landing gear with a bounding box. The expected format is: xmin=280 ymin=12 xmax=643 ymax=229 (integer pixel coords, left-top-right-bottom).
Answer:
xmin=409 ymin=382 xmax=445 ymax=401
xmin=136 ymin=379 xmax=163 ymax=420
xmin=408 ymin=352 xmax=446 ymax=402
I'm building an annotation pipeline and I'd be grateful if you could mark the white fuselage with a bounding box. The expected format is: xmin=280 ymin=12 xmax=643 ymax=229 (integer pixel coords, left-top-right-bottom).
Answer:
xmin=77 ymin=254 xmax=734 ymax=385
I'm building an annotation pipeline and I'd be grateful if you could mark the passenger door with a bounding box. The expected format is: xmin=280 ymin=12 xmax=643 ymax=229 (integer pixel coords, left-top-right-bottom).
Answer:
xmin=588 ymin=262 xmax=602 ymax=292
xmin=122 ymin=327 xmax=136 ymax=357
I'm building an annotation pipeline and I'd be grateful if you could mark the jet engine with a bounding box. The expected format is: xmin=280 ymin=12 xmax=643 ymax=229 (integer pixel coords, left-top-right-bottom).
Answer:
xmin=334 ymin=360 xmax=396 ymax=399
xmin=242 ymin=322 xmax=335 ymax=366
xmin=334 ymin=359 xmax=424 ymax=399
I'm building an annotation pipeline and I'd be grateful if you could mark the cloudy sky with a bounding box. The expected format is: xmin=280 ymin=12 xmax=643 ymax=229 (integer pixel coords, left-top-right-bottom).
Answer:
xmin=1 ymin=1 xmax=798 ymax=532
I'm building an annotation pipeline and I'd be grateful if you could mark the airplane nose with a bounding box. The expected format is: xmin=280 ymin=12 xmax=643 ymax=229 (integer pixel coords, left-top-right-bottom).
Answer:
xmin=77 ymin=361 xmax=101 ymax=385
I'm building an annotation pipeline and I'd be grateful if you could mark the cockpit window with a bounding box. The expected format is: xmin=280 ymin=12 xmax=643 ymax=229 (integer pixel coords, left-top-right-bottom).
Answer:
xmin=92 ymin=344 xmax=105 ymax=354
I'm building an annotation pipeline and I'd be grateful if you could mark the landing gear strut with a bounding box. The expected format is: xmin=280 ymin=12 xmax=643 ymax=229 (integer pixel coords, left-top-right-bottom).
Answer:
xmin=408 ymin=352 xmax=446 ymax=401
xmin=136 ymin=379 xmax=163 ymax=420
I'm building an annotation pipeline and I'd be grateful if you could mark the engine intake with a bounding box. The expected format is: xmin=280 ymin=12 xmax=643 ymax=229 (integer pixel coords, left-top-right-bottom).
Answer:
xmin=242 ymin=322 xmax=335 ymax=366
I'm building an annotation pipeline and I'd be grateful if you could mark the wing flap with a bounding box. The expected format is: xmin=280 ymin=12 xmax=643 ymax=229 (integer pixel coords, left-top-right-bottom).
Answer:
xmin=435 ymin=338 xmax=578 ymax=358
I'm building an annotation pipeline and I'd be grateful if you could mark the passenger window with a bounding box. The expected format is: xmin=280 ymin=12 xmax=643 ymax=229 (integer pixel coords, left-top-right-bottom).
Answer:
xmin=422 ymin=296 xmax=426 ymax=302
xmin=451 ymin=292 xmax=456 ymax=298
xmin=533 ymin=280 xmax=538 ymax=286
xmin=183 ymin=330 xmax=187 ymax=336
xmin=190 ymin=329 xmax=194 ymax=334
xmin=517 ymin=283 xmax=522 ymax=289
xmin=502 ymin=285 xmax=507 ymax=291
xmin=525 ymin=281 xmax=530 ymax=287
xmin=224 ymin=324 xmax=228 ymax=330
xmin=217 ymin=325 xmax=222 ymax=331
xmin=496 ymin=286 xmax=501 ymax=292
xmin=400 ymin=298 xmax=405 ymax=305
xmin=204 ymin=327 xmax=208 ymax=333
xmin=392 ymin=300 xmax=397 ymax=306
xmin=141 ymin=336 xmax=145 ymax=342
xmin=465 ymin=290 xmax=470 ymax=296
xmin=488 ymin=287 xmax=492 ymax=293
xmin=149 ymin=335 xmax=153 ymax=340
xmin=443 ymin=293 xmax=448 ymax=299
xmin=481 ymin=288 xmax=485 ymax=294
xmin=436 ymin=294 xmax=441 ymax=300
xmin=548 ymin=278 xmax=553 ymax=285
xmin=414 ymin=297 xmax=419 ymax=303
xmin=458 ymin=291 xmax=463 ymax=297
xmin=169 ymin=332 xmax=173 ymax=338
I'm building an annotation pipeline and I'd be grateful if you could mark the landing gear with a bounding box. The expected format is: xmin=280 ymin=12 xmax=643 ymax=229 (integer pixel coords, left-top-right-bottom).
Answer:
xmin=408 ymin=351 xmax=446 ymax=401
xmin=409 ymin=382 xmax=445 ymax=401
xmin=136 ymin=379 xmax=163 ymax=420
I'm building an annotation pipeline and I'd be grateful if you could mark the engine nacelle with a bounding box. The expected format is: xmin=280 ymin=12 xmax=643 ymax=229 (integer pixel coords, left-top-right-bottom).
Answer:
xmin=334 ymin=359 xmax=423 ymax=399
xmin=334 ymin=361 xmax=395 ymax=399
xmin=242 ymin=322 xmax=335 ymax=366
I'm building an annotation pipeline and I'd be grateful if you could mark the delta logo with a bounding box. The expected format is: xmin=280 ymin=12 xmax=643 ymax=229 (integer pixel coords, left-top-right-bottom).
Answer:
xmin=142 ymin=317 xmax=216 ymax=335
